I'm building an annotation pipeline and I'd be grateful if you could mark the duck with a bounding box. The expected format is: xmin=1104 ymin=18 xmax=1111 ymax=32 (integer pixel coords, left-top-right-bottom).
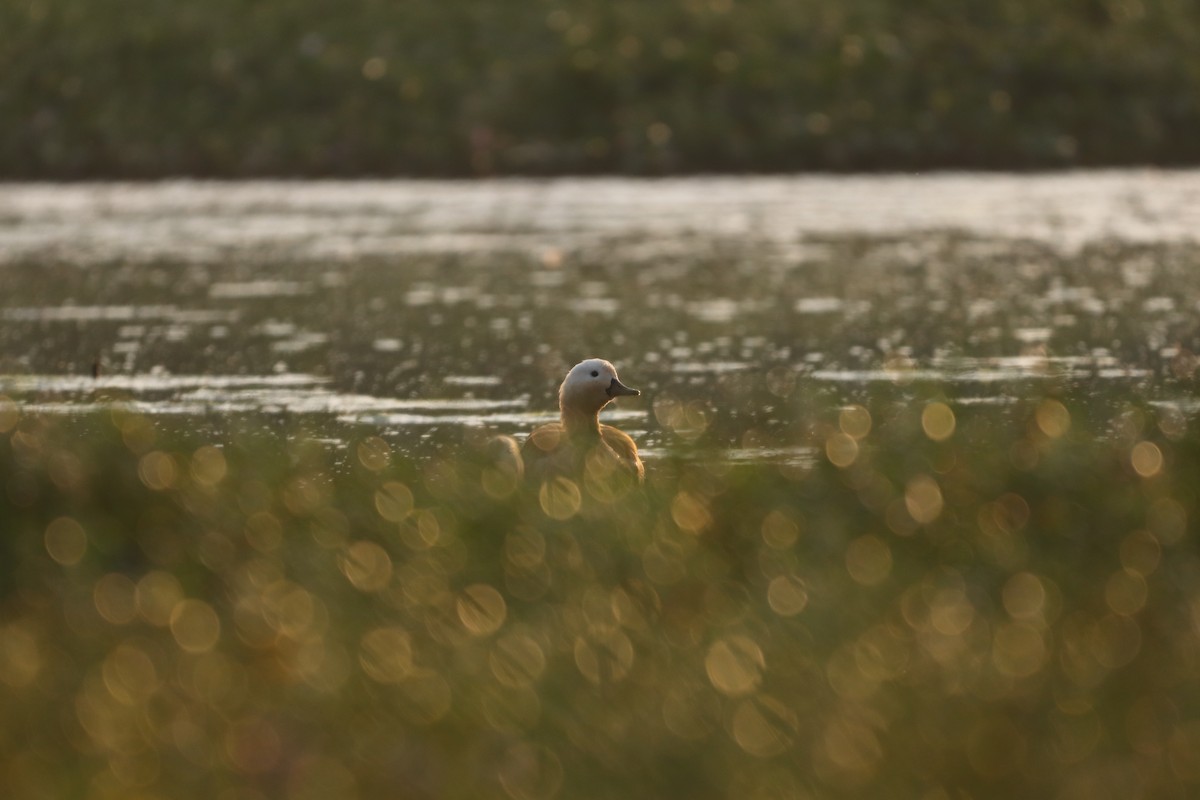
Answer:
xmin=522 ymin=358 xmax=644 ymax=483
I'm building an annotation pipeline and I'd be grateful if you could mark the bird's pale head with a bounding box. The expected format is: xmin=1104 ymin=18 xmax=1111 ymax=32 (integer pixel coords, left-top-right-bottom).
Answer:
xmin=559 ymin=358 xmax=640 ymax=415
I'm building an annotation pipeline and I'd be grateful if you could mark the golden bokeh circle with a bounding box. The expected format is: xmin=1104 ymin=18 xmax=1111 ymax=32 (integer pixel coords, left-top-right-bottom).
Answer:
xmin=1130 ymin=441 xmax=1163 ymax=478
xmin=766 ymin=575 xmax=809 ymax=616
xmin=839 ymin=405 xmax=872 ymax=440
xmin=538 ymin=477 xmax=582 ymax=521
xmin=170 ymin=599 xmax=222 ymax=653
xmin=705 ymin=636 xmax=764 ymax=697
xmin=359 ymin=627 xmax=414 ymax=683
xmin=731 ymin=695 xmax=797 ymax=757
xmin=339 ymin=541 xmax=393 ymax=592
xmin=458 ymin=584 xmax=507 ymax=636
xmin=904 ymin=475 xmax=943 ymax=524
xmin=1035 ymin=399 xmax=1071 ymax=439
xmin=44 ymin=516 xmax=87 ymax=566
xmin=921 ymin=402 xmax=956 ymax=441
xmin=825 ymin=432 xmax=859 ymax=468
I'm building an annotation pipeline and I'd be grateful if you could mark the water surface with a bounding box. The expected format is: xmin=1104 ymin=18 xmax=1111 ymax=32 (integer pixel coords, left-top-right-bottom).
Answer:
xmin=2 ymin=172 xmax=1198 ymax=458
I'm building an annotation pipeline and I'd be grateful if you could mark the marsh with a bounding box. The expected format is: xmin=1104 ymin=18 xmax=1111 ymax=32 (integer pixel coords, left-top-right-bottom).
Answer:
xmin=2 ymin=174 xmax=1199 ymax=800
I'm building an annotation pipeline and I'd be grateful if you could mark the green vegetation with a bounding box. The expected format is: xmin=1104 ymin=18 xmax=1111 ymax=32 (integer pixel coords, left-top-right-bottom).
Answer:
xmin=4 ymin=0 xmax=1200 ymax=177
xmin=2 ymin=393 xmax=1198 ymax=799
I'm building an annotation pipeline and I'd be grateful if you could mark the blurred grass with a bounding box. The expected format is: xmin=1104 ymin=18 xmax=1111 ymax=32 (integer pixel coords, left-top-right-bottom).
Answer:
xmin=3 ymin=0 xmax=1200 ymax=177
xmin=2 ymin=393 xmax=1199 ymax=799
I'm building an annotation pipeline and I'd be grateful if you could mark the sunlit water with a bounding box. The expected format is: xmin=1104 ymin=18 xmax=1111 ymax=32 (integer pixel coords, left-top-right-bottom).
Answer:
xmin=2 ymin=172 xmax=1199 ymax=459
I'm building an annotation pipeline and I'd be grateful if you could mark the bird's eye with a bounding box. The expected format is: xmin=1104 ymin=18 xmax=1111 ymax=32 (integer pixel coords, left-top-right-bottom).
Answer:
xmin=590 ymin=370 xmax=599 ymax=377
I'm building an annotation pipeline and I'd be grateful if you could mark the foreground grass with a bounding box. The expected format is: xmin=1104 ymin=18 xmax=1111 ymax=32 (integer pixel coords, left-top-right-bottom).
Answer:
xmin=1 ymin=395 xmax=1198 ymax=799
xmin=4 ymin=0 xmax=1200 ymax=176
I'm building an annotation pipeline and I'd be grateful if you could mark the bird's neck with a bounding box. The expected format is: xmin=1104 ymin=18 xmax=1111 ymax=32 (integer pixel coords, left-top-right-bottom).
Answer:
xmin=560 ymin=405 xmax=602 ymax=438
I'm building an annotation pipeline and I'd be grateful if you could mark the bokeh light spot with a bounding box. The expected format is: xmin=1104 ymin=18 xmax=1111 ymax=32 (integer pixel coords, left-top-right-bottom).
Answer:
xmin=482 ymin=464 xmax=521 ymax=499
xmin=359 ymin=627 xmax=414 ymax=683
xmin=490 ymin=632 xmax=546 ymax=688
xmin=1002 ymin=572 xmax=1046 ymax=620
xmin=498 ymin=742 xmax=563 ymax=800
xmin=584 ymin=448 xmax=632 ymax=503
xmin=815 ymin=713 xmax=884 ymax=787
xmin=93 ymin=573 xmax=138 ymax=625
xmin=44 ymin=516 xmax=87 ymax=566
xmin=767 ymin=575 xmax=809 ymax=616
xmin=654 ymin=398 xmax=711 ymax=439
xmin=1130 ymin=441 xmax=1163 ymax=478
xmin=705 ymin=636 xmax=764 ymax=697
xmin=1035 ymin=399 xmax=1071 ymax=438
xmin=357 ymin=437 xmax=391 ymax=471
xmin=374 ymin=481 xmax=414 ymax=521
xmin=458 ymin=584 xmax=507 ymax=636
xmin=839 ymin=405 xmax=872 ymax=440
xmin=189 ymin=445 xmax=227 ymax=486
xmin=116 ymin=412 xmax=156 ymax=454
xmin=138 ymin=450 xmax=179 ymax=491
xmin=761 ymin=509 xmax=799 ymax=549
xmin=642 ymin=539 xmax=688 ymax=586
xmin=732 ymin=695 xmax=797 ymax=757
xmin=921 ymin=402 xmax=956 ymax=441
xmin=929 ymin=587 xmax=975 ymax=636
xmin=825 ymin=432 xmax=859 ymax=468
xmin=170 ymin=599 xmax=222 ymax=653
xmin=136 ymin=571 xmax=184 ymax=626
xmin=538 ymin=477 xmax=581 ymax=520
xmin=101 ymin=642 xmax=160 ymax=704
xmin=505 ymin=528 xmax=546 ymax=571
xmin=671 ymin=491 xmax=712 ymax=534
xmin=283 ymin=475 xmax=326 ymax=515
xmin=339 ymin=540 xmax=393 ymax=592
xmin=402 ymin=508 xmax=447 ymax=550
xmin=361 ymin=56 xmax=387 ymax=80
xmin=573 ymin=626 xmax=634 ymax=684
xmin=904 ymin=475 xmax=943 ymax=524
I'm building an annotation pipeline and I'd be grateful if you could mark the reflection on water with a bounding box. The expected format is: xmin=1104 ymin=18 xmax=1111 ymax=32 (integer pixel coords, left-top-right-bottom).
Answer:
xmin=0 ymin=371 xmax=647 ymax=454
xmin=2 ymin=173 xmax=1199 ymax=459
xmin=0 ymin=373 xmax=325 ymax=393
xmin=812 ymin=354 xmax=1153 ymax=384
xmin=1 ymin=373 xmax=530 ymax=418
xmin=3 ymin=172 xmax=1200 ymax=264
